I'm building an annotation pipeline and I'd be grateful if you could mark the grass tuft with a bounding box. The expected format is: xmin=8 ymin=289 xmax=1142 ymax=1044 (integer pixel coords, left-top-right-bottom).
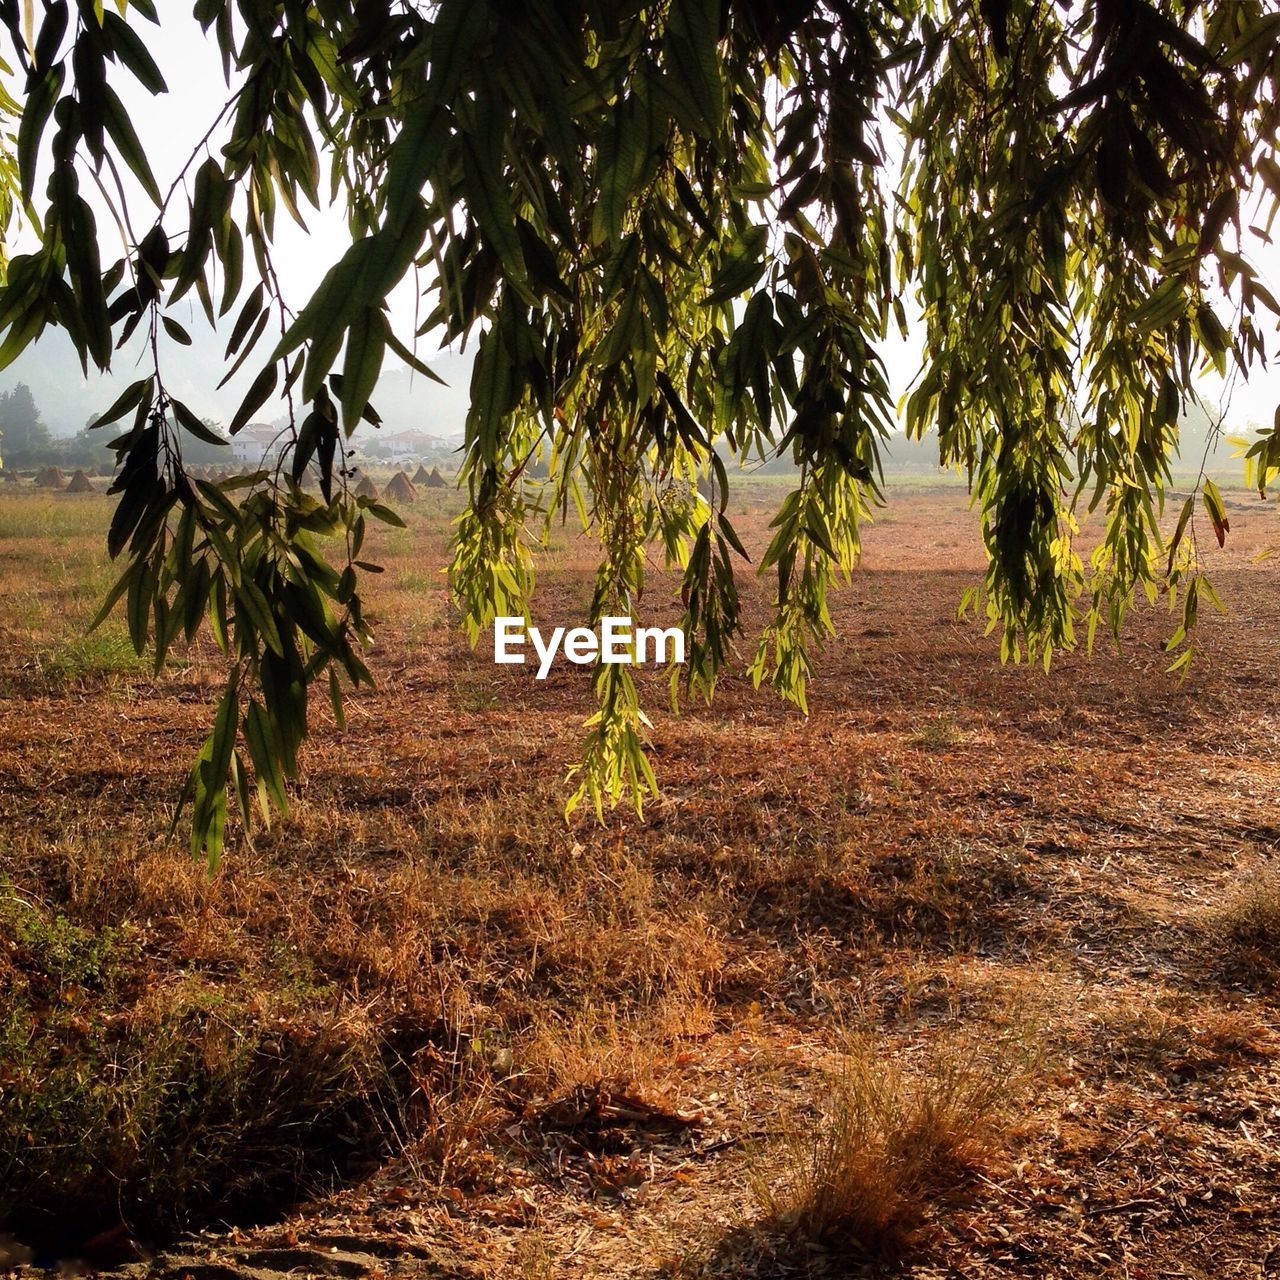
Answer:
xmin=32 ymin=629 xmax=149 ymax=683
xmin=1216 ymin=863 xmax=1280 ymax=986
xmin=756 ymin=1027 xmax=1031 ymax=1263
xmin=909 ymin=713 xmax=963 ymax=750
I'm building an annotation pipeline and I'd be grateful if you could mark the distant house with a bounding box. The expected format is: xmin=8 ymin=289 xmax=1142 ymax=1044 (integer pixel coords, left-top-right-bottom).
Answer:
xmin=362 ymin=428 xmax=458 ymax=463
xmin=230 ymin=423 xmax=283 ymax=465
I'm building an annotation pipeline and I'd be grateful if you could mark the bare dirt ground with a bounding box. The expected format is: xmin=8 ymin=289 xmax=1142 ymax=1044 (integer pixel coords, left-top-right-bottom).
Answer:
xmin=2 ymin=482 xmax=1280 ymax=1277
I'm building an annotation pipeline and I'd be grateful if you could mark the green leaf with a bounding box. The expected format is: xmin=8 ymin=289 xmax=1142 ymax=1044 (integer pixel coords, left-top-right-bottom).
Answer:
xmin=101 ymin=83 xmax=162 ymax=205
xmin=125 ymin=557 xmax=152 ymax=652
xmin=88 ymin=558 xmax=140 ymax=631
xmin=717 ymin=511 xmax=750 ymax=561
xmin=703 ymin=226 xmax=768 ymax=306
xmin=244 ymin=699 xmax=288 ymax=816
xmin=597 ymin=96 xmax=647 ymax=244
xmin=340 ymin=307 xmax=387 ymax=433
xmin=386 ymin=99 xmax=449 ymax=234
xmin=425 ymin=0 xmax=488 ymax=105
xmin=162 ymin=315 xmax=193 ymax=345
xmin=236 ymin=577 xmax=285 ymax=656
xmin=1202 ymin=477 xmax=1229 ymax=547
xmin=361 ymin=499 xmax=407 ymax=528
xmin=674 ymin=169 xmax=716 ymax=236
xmin=172 ymin=399 xmax=228 ymax=447
xmin=1222 ymin=11 xmax=1280 ymax=66
xmin=194 ymin=671 xmax=239 ymax=866
xmin=1166 ymin=495 xmax=1194 ymax=572
xmin=92 ymin=376 xmax=152 ymax=430
xmin=385 ymin=328 xmax=447 ymax=385
xmin=459 ymin=131 xmax=528 ymax=291
xmin=229 ymin=750 xmax=252 ymax=826
xmin=102 ymin=10 xmax=167 ymax=93
xmin=663 ymin=0 xmax=724 ymax=138
xmin=229 ymin=363 xmax=278 ymax=436
xmin=226 ymin=283 xmax=266 ymax=358
xmin=17 ymin=66 xmax=62 ymax=205
xmin=328 ymin=668 xmax=346 ymax=731
xmin=1127 ymin=277 xmax=1186 ymax=335
xmin=280 ymin=212 xmax=428 ymax=396
xmin=219 ymin=221 xmax=244 ymax=316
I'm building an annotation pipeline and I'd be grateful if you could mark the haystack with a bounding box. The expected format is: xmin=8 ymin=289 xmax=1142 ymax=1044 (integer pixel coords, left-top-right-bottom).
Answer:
xmin=354 ymin=475 xmax=380 ymax=500
xmin=412 ymin=464 xmax=431 ymax=485
xmin=384 ymin=471 xmax=418 ymax=503
xmin=35 ymin=465 xmax=64 ymax=489
xmin=66 ymin=469 xmax=94 ymax=493
xmin=424 ymin=466 xmax=446 ymax=489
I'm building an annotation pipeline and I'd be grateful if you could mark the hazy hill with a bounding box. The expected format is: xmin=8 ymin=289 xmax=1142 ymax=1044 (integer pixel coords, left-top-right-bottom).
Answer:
xmin=0 ymin=326 xmax=474 ymax=441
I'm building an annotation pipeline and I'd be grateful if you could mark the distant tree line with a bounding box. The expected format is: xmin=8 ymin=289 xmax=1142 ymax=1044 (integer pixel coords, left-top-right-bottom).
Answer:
xmin=0 ymin=384 xmax=53 ymax=467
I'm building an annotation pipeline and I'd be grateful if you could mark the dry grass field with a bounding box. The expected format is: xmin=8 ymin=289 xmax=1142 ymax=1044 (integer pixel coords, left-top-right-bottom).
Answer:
xmin=1 ymin=475 xmax=1279 ymax=1278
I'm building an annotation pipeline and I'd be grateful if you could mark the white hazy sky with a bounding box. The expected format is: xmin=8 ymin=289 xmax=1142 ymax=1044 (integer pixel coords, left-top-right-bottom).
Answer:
xmin=3 ymin=9 xmax=1279 ymax=435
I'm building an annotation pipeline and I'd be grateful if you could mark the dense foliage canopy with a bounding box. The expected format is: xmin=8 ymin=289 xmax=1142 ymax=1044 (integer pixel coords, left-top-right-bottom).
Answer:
xmin=0 ymin=0 xmax=1278 ymax=861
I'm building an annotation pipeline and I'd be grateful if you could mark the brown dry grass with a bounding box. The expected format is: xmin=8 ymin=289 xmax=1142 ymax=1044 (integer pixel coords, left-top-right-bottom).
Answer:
xmin=754 ymin=1025 xmax=1033 ymax=1263
xmin=2 ymin=480 xmax=1280 ymax=1277
xmin=1218 ymin=862 xmax=1280 ymax=984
